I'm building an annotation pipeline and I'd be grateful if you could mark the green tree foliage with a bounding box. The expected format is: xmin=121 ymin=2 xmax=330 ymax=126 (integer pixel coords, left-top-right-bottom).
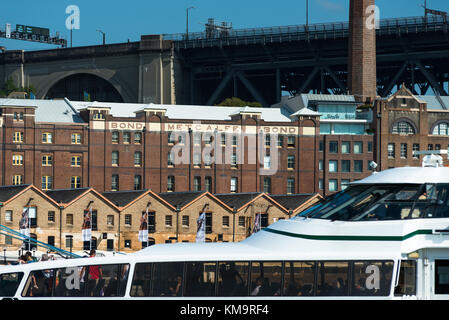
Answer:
xmin=216 ymin=97 xmax=262 ymax=108
xmin=0 ymin=77 xmax=36 ymax=98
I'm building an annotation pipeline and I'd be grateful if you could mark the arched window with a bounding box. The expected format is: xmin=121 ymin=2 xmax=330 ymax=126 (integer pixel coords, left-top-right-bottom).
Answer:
xmin=392 ymin=120 xmax=415 ymax=135
xmin=432 ymin=122 xmax=449 ymax=136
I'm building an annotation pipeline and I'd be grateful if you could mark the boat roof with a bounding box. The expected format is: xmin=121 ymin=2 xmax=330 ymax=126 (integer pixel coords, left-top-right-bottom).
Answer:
xmin=352 ymin=166 xmax=449 ymax=185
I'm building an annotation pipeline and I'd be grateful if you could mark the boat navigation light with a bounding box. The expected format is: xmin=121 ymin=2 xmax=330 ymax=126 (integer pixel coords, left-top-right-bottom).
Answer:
xmin=412 ymin=149 xmax=448 ymax=168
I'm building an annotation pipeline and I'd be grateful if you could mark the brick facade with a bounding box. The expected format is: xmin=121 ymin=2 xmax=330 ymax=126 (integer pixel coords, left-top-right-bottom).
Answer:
xmin=0 ymin=185 xmax=322 ymax=253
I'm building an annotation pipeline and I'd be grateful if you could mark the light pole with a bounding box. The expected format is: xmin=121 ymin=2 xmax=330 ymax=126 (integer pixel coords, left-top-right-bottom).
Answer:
xmin=186 ymin=6 xmax=195 ymax=41
xmin=97 ymin=29 xmax=105 ymax=45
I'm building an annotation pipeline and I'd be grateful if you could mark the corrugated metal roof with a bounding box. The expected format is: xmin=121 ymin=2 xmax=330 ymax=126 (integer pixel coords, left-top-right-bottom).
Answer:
xmin=0 ymin=98 xmax=85 ymax=123
xmin=418 ymin=95 xmax=449 ymax=110
xmin=71 ymin=101 xmax=293 ymax=122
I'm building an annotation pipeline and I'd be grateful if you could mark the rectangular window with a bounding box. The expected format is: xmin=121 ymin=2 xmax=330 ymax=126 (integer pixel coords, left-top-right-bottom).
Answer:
xmin=229 ymin=151 xmax=237 ymax=168
xmin=317 ymin=261 xmax=349 ymax=296
xmin=167 ymin=176 xmax=175 ymax=192
xmin=265 ymin=134 xmax=271 ymax=147
xmin=112 ymin=131 xmax=119 ymax=143
xmin=125 ymin=214 xmax=132 ymax=226
xmin=263 ymin=177 xmax=271 ymax=194
xmin=329 ymin=141 xmax=338 ymax=153
xmin=394 ymin=260 xmax=416 ymax=296
xmin=230 ymin=177 xmax=238 ymax=193
xmin=232 ymin=135 xmax=238 ymax=146
xmin=400 ymin=143 xmax=407 ymax=159
xmin=193 ymin=153 xmax=201 ymax=167
xmin=238 ymin=216 xmax=245 ymax=227
xmin=283 ymin=261 xmax=315 ymax=296
xmin=123 ymin=132 xmax=131 ymax=144
xmin=205 ymin=176 xmax=212 ymax=192
xmin=42 ymin=176 xmax=53 ymax=190
xmin=367 ymin=141 xmax=373 ymax=152
xmin=134 ymin=132 xmax=142 ymax=144
xmin=341 ymin=141 xmax=350 ymax=154
xmin=352 ymin=261 xmax=394 ymax=296
xmin=353 ymin=142 xmax=363 ymax=154
xmin=287 ymin=178 xmax=295 ymax=194
xmin=193 ymin=176 xmax=201 ymax=191
xmin=148 ymin=211 xmax=156 ymax=232
xmin=193 ymin=133 xmax=201 ymax=146
xmin=220 ymin=133 xmax=226 ymax=146
xmin=329 ymin=179 xmax=338 ymax=192
xmin=42 ymin=154 xmax=53 ymax=167
xmin=0 ymin=272 xmax=24 ymax=297
xmin=165 ymin=215 xmax=172 ymax=227
xmin=287 ymin=155 xmax=295 ymax=170
xmin=66 ymin=214 xmax=73 ymax=225
xmin=12 ymin=175 xmax=23 ymax=186
xmin=277 ymin=135 xmax=283 ymax=147
xmin=107 ymin=215 xmax=114 ymax=226
xmin=250 ymin=262 xmax=282 ymax=296
xmin=287 ymin=136 xmax=295 ymax=148
xmin=71 ymin=133 xmax=81 ymax=144
xmin=264 ymin=156 xmax=271 ymax=169
xmin=13 ymin=131 xmax=23 ymax=143
xmin=354 ymin=160 xmax=363 ymax=173
xmin=42 ymin=132 xmax=53 ymax=144
xmin=182 ymin=215 xmax=189 ymax=227
xmin=167 ymin=151 xmax=174 ymax=166
xmin=341 ymin=160 xmax=350 ymax=173
xmin=167 ymin=131 xmax=175 ymax=144
xmin=329 ymin=160 xmax=338 ymax=173
xmin=71 ymin=155 xmax=81 ymax=167
xmin=5 ymin=210 xmax=13 ymax=222
xmin=111 ymin=175 xmax=119 ymax=191
xmin=12 ymin=154 xmax=23 ymax=166
xmin=222 ymin=216 xmax=230 ymax=227
xmin=112 ymin=151 xmax=119 ymax=166
xmin=134 ymin=152 xmax=142 ymax=166
xmin=412 ymin=143 xmax=420 ymax=159
xmin=319 ymin=160 xmax=323 ymax=171
xmin=46 ymin=211 xmax=55 ymax=223
xmin=388 ymin=143 xmax=395 ymax=158
xmin=71 ymin=176 xmax=81 ymax=189
xmin=134 ymin=175 xmax=142 ymax=190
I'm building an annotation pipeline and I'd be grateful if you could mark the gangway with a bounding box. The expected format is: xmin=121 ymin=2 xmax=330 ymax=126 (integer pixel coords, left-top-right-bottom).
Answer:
xmin=0 ymin=223 xmax=81 ymax=259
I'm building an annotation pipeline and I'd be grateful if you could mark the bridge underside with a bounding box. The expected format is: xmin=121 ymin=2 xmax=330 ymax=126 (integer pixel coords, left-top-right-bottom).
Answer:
xmin=178 ymin=27 xmax=449 ymax=106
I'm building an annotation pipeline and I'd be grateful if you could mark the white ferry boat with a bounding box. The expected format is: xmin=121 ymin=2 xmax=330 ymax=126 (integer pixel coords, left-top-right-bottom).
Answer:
xmin=2 ymin=151 xmax=449 ymax=300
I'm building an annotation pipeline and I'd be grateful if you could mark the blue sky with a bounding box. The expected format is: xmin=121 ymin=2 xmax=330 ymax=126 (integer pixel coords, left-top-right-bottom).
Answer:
xmin=0 ymin=0 xmax=447 ymax=51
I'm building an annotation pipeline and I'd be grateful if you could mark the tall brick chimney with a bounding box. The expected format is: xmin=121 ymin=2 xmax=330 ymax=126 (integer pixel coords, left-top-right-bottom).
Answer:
xmin=348 ymin=0 xmax=377 ymax=103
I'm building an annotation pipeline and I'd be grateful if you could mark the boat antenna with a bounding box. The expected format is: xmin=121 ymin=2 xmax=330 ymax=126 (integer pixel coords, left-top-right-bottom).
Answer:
xmin=413 ymin=149 xmax=448 ymax=167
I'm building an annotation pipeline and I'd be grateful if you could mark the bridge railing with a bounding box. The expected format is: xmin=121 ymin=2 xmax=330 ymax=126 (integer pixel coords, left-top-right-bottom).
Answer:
xmin=164 ymin=15 xmax=447 ymax=49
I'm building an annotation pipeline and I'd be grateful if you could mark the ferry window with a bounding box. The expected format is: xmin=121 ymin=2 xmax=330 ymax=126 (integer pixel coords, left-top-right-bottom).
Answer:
xmin=131 ymin=263 xmax=152 ymax=297
xmin=250 ymin=262 xmax=282 ymax=296
xmin=283 ymin=261 xmax=315 ymax=296
xmin=316 ymin=261 xmax=349 ymax=296
xmin=184 ymin=262 xmax=217 ymax=297
xmin=351 ymin=261 xmax=394 ymax=296
xmin=0 ymin=272 xmax=24 ymax=297
xmin=152 ymin=262 xmax=184 ymax=296
xmin=218 ymin=262 xmax=249 ymax=296
xmin=23 ymin=268 xmax=56 ymax=297
xmin=50 ymin=264 xmax=129 ymax=298
xmin=394 ymin=260 xmax=416 ymax=296
xmin=435 ymin=260 xmax=449 ymax=294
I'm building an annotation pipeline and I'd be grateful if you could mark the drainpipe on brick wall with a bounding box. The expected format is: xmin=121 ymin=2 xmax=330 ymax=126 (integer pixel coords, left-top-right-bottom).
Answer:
xmin=59 ymin=205 xmax=64 ymax=249
xmin=232 ymin=207 xmax=236 ymax=242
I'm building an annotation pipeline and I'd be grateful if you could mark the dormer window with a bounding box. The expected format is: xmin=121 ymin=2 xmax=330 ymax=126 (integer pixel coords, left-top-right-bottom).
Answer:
xmin=93 ymin=112 xmax=105 ymax=120
xmin=13 ymin=112 xmax=24 ymax=121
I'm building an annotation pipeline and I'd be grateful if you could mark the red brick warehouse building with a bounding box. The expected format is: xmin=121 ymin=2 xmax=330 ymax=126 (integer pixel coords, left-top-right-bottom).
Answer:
xmin=0 ymin=98 xmax=321 ymax=195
